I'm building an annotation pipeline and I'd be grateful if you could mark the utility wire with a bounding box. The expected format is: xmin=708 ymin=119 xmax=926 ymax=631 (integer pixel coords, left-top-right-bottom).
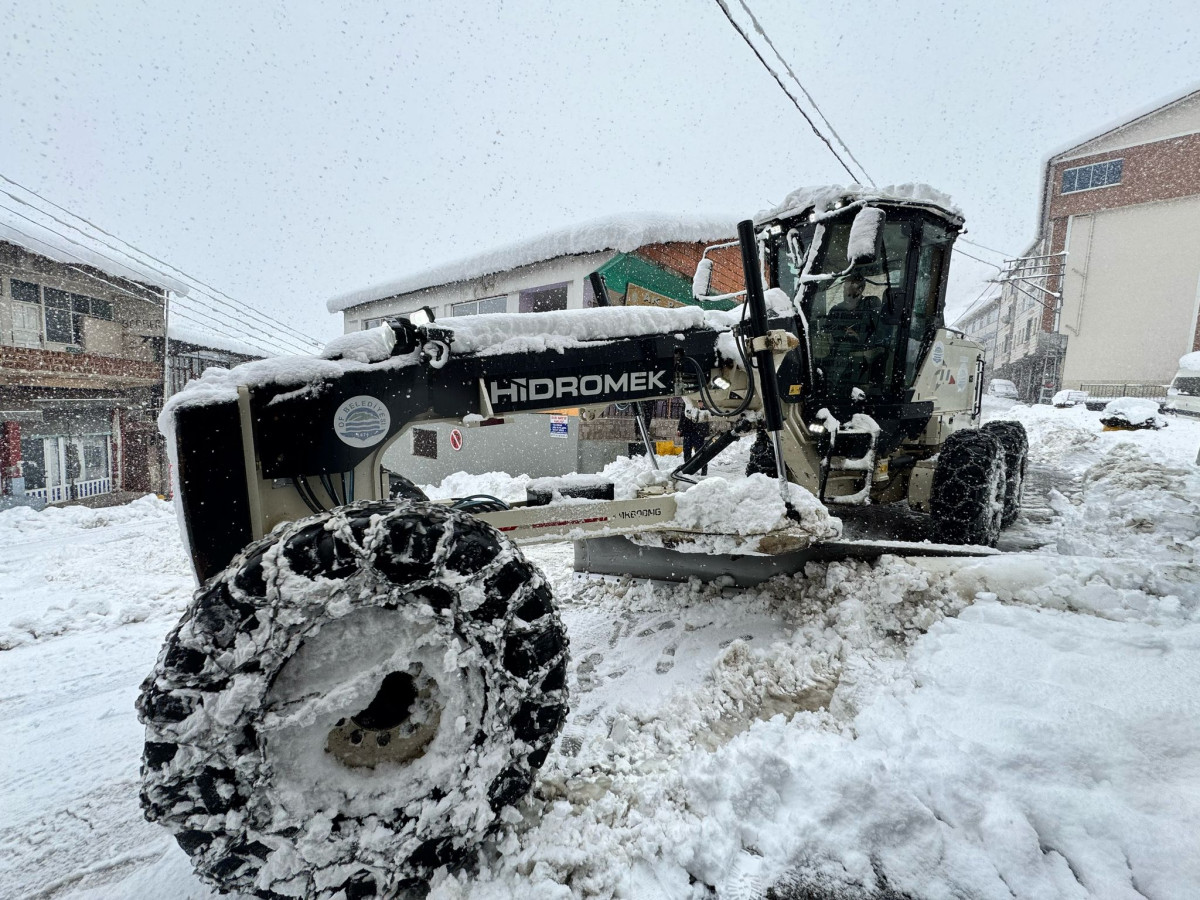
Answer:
xmin=0 ymin=215 xmax=307 ymax=357
xmin=951 ymin=246 xmax=1005 ymax=272
xmin=732 ymin=0 xmax=875 ymax=186
xmin=0 ymin=172 xmax=323 ymax=350
xmin=713 ymin=0 xmax=863 ymax=185
xmin=0 ymin=202 xmax=316 ymax=355
xmin=958 ymin=236 xmax=1015 ymax=258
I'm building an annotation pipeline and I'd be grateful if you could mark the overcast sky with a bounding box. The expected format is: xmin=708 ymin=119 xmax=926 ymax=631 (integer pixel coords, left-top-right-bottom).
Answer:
xmin=2 ymin=0 xmax=1198 ymax=347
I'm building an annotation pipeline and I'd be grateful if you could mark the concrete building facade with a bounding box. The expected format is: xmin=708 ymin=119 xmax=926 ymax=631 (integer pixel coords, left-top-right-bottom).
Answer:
xmin=1040 ymin=88 xmax=1200 ymax=395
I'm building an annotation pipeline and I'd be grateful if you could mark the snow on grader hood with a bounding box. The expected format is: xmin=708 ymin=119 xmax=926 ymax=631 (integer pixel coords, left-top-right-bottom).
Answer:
xmin=140 ymin=189 xmax=1022 ymax=899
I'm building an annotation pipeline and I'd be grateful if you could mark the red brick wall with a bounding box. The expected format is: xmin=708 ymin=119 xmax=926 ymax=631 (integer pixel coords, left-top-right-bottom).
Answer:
xmin=1048 ymin=134 xmax=1200 ymax=221
xmin=0 ymin=421 xmax=19 ymax=494
xmin=636 ymin=241 xmax=745 ymax=296
xmin=1042 ymin=131 xmax=1200 ymax=335
xmin=0 ymin=346 xmax=161 ymax=383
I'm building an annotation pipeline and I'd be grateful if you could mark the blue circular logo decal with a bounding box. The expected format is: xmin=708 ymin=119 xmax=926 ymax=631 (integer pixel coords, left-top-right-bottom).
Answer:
xmin=334 ymin=395 xmax=391 ymax=448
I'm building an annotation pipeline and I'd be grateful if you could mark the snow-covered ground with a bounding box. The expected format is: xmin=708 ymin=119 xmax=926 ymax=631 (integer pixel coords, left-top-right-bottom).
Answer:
xmin=2 ymin=405 xmax=1199 ymax=899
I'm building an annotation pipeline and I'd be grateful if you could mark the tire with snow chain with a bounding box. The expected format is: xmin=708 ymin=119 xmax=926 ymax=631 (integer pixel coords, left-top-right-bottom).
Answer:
xmin=929 ymin=429 xmax=1007 ymax=547
xmin=981 ymin=420 xmax=1028 ymax=528
xmin=138 ymin=500 xmax=568 ymax=900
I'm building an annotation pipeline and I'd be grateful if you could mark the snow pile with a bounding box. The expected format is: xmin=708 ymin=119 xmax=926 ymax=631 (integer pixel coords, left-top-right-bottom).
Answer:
xmin=1056 ymin=441 xmax=1200 ymax=560
xmin=1101 ymin=396 xmax=1165 ymax=428
xmin=423 ymin=470 xmax=532 ymax=503
xmin=758 ymin=182 xmax=960 ymax=224
xmin=0 ymin=495 xmax=190 ymax=650
xmin=440 ymin=304 xmax=738 ymax=357
xmin=320 ymin=321 xmax=396 ymax=363
xmin=1178 ymin=349 xmax=1200 ymax=371
xmin=326 ymin=212 xmax=738 ymax=313
xmin=672 ymin=473 xmax=840 ymax=540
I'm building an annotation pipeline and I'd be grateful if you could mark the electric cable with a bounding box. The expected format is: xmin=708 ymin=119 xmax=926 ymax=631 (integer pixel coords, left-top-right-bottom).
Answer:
xmin=294 ymin=476 xmax=323 ymax=514
xmin=731 ymin=0 xmax=875 ymax=186
xmin=0 ymin=199 xmax=319 ymax=355
xmin=0 ymin=212 xmax=313 ymax=357
xmin=712 ymin=0 xmax=863 ymax=185
xmin=0 ymin=172 xmax=323 ymax=350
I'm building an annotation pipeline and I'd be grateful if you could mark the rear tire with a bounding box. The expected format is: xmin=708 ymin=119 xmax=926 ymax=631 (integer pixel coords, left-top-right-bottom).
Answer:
xmin=138 ymin=501 xmax=568 ymax=899
xmin=930 ymin=430 xmax=1007 ymax=546
xmin=981 ymin=421 xmax=1028 ymax=528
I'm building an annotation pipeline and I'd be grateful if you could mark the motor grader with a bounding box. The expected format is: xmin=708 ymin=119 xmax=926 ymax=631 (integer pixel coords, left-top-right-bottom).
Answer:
xmin=138 ymin=185 xmax=1028 ymax=899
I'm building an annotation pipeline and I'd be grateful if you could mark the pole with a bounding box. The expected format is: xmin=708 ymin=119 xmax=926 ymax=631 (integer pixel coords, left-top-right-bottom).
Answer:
xmin=736 ymin=220 xmax=790 ymax=506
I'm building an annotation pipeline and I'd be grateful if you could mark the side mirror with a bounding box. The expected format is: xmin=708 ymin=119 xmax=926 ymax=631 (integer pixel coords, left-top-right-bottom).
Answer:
xmin=847 ymin=207 xmax=884 ymax=266
xmin=408 ymin=306 xmax=436 ymax=326
xmin=692 ymin=258 xmax=714 ymax=300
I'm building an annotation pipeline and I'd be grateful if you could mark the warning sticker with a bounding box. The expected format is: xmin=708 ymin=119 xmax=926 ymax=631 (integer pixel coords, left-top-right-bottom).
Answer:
xmin=549 ymin=415 xmax=569 ymax=439
xmin=449 ymin=428 xmax=463 ymax=451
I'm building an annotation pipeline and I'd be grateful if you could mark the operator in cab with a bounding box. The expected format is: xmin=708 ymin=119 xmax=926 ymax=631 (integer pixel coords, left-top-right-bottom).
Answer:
xmin=821 ymin=272 xmax=886 ymax=384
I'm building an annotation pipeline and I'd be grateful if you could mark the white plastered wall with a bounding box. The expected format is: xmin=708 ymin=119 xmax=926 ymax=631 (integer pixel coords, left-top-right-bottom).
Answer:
xmin=1059 ymin=194 xmax=1200 ymax=387
xmin=340 ymin=251 xmax=614 ymax=333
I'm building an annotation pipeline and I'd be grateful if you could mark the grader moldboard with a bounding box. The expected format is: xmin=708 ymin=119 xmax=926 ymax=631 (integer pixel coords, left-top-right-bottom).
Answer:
xmin=138 ymin=186 xmax=1027 ymax=898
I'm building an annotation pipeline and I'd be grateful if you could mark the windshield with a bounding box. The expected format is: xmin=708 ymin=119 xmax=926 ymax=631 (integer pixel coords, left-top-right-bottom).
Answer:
xmin=772 ymin=213 xmax=912 ymax=397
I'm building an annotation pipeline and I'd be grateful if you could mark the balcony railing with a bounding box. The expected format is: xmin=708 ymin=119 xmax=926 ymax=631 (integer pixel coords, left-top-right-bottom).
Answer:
xmin=26 ymin=477 xmax=112 ymax=503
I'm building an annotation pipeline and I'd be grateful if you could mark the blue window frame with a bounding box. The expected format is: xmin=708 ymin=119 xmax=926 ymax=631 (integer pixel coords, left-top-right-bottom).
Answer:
xmin=1062 ymin=158 xmax=1123 ymax=194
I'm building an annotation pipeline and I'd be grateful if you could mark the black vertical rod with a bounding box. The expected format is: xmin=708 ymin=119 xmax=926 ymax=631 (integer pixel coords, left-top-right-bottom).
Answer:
xmin=738 ymin=219 xmax=792 ymax=501
xmin=737 ymin=220 xmax=784 ymax=433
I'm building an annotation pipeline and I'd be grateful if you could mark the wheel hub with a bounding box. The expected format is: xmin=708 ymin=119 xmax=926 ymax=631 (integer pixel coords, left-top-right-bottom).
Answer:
xmin=325 ymin=666 xmax=442 ymax=768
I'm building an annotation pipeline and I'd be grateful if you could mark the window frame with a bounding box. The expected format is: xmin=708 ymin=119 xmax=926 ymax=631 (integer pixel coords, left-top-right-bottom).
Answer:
xmin=1061 ymin=158 xmax=1124 ymax=195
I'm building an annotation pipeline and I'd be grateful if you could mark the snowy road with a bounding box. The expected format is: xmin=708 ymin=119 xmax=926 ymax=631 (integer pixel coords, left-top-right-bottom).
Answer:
xmin=2 ymin=406 xmax=1199 ymax=899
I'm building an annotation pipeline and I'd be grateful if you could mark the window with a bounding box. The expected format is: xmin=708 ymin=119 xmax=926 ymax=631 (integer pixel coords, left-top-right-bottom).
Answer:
xmin=11 ymin=279 xmax=40 ymax=303
xmin=44 ymin=288 xmax=77 ymax=344
xmin=452 ymin=295 xmax=507 ymax=316
xmin=1062 ymin=158 xmax=1123 ymax=194
xmin=41 ymin=288 xmax=111 ymax=344
xmin=1024 ymin=319 xmax=1034 ymax=342
xmin=413 ymin=428 xmax=437 ymax=459
xmin=518 ymin=283 xmax=568 ymax=314
xmin=1004 ymin=335 xmax=1012 ymax=353
xmin=363 ymin=317 xmax=386 ymax=330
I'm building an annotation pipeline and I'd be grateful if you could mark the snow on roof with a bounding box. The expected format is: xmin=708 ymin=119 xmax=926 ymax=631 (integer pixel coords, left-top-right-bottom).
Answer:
xmin=1178 ymin=350 xmax=1200 ymax=372
xmin=167 ymin=321 xmax=268 ymax=359
xmin=756 ymin=183 xmax=961 ymax=224
xmin=0 ymin=205 xmax=189 ymax=295
xmin=1046 ymin=83 xmax=1200 ymax=161
xmin=326 ymin=212 xmax=739 ymax=314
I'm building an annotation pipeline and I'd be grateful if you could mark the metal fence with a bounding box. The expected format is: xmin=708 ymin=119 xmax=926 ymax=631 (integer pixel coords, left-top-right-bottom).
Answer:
xmin=1078 ymin=382 xmax=1168 ymax=400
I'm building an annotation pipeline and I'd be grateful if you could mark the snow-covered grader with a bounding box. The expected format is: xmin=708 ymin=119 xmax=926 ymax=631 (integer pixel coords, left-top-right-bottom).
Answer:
xmin=138 ymin=186 xmax=1027 ymax=898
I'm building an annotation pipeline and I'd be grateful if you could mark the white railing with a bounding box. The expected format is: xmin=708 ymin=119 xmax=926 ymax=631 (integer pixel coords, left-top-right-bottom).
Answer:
xmin=26 ymin=485 xmax=69 ymax=502
xmin=75 ymin=477 xmax=112 ymax=498
xmin=25 ymin=478 xmax=111 ymax=503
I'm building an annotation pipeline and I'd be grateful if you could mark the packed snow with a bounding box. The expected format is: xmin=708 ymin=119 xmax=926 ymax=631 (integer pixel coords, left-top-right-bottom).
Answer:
xmin=2 ymin=404 xmax=1200 ymax=898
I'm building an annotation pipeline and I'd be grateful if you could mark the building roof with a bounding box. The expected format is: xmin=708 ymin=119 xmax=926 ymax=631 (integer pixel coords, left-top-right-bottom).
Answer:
xmin=0 ymin=204 xmax=189 ymax=294
xmin=167 ymin=321 xmax=265 ymax=359
xmin=1046 ymin=83 xmax=1200 ymax=162
xmin=326 ymin=212 xmax=739 ymax=314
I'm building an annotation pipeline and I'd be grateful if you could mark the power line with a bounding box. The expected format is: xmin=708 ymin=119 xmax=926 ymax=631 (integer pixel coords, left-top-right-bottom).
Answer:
xmin=712 ymin=0 xmax=863 ymax=185
xmin=958 ymin=236 xmax=1015 ymax=258
xmin=0 ymin=202 xmax=317 ymax=355
xmin=951 ymin=246 xmax=1005 ymax=272
xmin=0 ymin=172 xmax=323 ymax=350
xmin=732 ymin=0 xmax=875 ymax=186
xmin=0 ymin=214 xmax=309 ymax=357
